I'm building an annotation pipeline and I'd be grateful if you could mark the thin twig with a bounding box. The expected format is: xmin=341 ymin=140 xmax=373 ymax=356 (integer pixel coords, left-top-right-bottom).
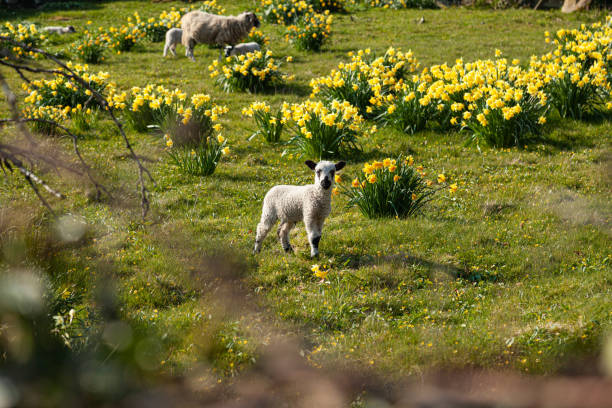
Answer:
xmin=0 ymin=117 xmax=109 ymax=200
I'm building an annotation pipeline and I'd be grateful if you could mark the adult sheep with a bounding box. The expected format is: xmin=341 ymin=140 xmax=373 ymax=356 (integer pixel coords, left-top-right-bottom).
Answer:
xmin=181 ymin=10 xmax=260 ymax=62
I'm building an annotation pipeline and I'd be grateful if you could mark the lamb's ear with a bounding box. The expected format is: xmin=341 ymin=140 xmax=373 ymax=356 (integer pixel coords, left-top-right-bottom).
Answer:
xmin=335 ymin=161 xmax=346 ymax=171
xmin=305 ymin=160 xmax=317 ymax=170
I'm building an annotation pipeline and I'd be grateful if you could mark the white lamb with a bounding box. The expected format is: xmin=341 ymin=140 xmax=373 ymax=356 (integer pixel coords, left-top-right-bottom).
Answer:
xmin=42 ymin=26 xmax=76 ymax=35
xmin=163 ymin=28 xmax=182 ymax=57
xmin=224 ymin=42 xmax=260 ymax=57
xmin=254 ymin=160 xmax=346 ymax=257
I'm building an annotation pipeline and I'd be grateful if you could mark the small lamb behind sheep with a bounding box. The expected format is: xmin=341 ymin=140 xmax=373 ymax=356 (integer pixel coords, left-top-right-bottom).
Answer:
xmin=224 ymin=42 xmax=260 ymax=57
xmin=42 ymin=26 xmax=76 ymax=35
xmin=180 ymin=10 xmax=260 ymax=61
xmin=163 ymin=28 xmax=182 ymax=57
xmin=254 ymin=160 xmax=346 ymax=257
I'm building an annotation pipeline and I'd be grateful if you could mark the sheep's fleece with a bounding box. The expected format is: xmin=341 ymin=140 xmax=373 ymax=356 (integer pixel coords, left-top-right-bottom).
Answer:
xmin=254 ymin=160 xmax=346 ymax=257
xmin=180 ymin=10 xmax=259 ymax=61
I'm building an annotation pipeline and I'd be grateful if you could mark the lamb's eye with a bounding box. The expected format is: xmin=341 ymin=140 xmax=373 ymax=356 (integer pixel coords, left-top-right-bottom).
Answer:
xmin=316 ymin=170 xmax=321 ymax=176
xmin=330 ymin=171 xmax=335 ymax=177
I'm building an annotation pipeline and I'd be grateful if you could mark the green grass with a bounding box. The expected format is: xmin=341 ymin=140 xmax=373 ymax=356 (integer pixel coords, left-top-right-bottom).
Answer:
xmin=1 ymin=0 xmax=611 ymax=380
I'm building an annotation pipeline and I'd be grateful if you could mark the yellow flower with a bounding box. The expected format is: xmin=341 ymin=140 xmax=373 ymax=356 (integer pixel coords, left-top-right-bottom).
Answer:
xmin=538 ymin=116 xmax=546 ymax=124
xmin=166 ymin=138 xmax=173 ymax=148
xmin=217 ymin=135 xmax=225 ymax=143
xmin=368 ymin=174 xmax=377 ymax=184
xmin=311 ymin=264 xmax=328 ymax=279
xmin=437 ymin=173 xmax=446 ymax=183
xmin=449 ymin=183 xmax=458 ymax=193
xmin=411 ymin=193 xmax=417 ymax=200
xmin=222 ymin=147 xmax=230 ymax=155
xmin=334 ymin=174 xmax=342 ymax=183
xmin=388 ymin=165 xmax=397 ymax=172
xmin=393 ymin=175 xmax=400 ymax=182
xmin=352 ymin=178 xmax=360 ymax=188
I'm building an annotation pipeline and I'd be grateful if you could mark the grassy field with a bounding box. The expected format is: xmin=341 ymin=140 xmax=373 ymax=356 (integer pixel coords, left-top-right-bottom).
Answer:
xmin=1 ymin=0 xmax=611 ymax=382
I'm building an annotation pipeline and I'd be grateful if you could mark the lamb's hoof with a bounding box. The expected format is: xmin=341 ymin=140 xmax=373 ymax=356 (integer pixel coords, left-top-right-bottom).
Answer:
xmin=284 ymin=245 xmax=294 ymax=253
xmin=310 ymin=252 xmax=319 ymax=258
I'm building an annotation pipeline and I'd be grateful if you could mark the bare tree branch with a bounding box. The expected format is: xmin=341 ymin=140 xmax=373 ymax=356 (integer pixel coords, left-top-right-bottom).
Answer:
xmin=0 ymin=36 xmax=154 ymax=218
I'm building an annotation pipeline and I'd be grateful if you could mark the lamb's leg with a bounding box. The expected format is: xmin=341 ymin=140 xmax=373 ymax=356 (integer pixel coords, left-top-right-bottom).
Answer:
xmin=278 ymin=221 xmax=295 ymax=253
xmin=163 ymin=42 xmax=169 ymax=57
xmin=254 ymin=213 xmax=276 ymax=254
xmin=170 ymin=43 xmax=176 ymax=57
xmin=305 ymin=220 xmax=323 ymax=258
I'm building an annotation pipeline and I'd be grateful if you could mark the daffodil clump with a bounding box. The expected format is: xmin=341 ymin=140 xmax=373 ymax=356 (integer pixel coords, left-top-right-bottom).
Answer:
xmin=281 ymin=99 xmax=363 ymax=159
xmin=367 ymin=0 xmax=437 ymax=9
xmin=242 ymin=101 xmax=285 ymax=143
xmin=209 ymin=50 xmax=286 ymax=93
xmin=131 ymin=9 xmax=183 ymax=42
xmin=260 ymin=0 xmax=314 ymax=25
xmin=164 ymin=132 xmax=230 ymax=177
xmin=379 ymin=80 xmax=436 ymax=134
xmin=341 ymin=156 xmax=455 ymax=219
xmin=0 ymin=22 xmax=46 ymax=59
xmin=308 ymin=0 xmax=350 ymax=12
xmin=104 ymin=24 xmax=144 ymax=53
xmin=22 ymin=63 xmax=111 ymax=110
xmin=114 ymin=84 xmax=185 ymax=132
xmin=197 ymin=0 xmax=226 ymax=15
xmin=72 ymin=32 xmax=107 ymax=63
xmin=246 ymin=27 xmax=270 ymax=47
xmin=21 ymin=63 xmax=111 ymax=133
xmin=310 ymin=47 xmax=420 ymax=118
xmin=532 ymin=22 xmax=612 ymax=119
xmin=428 ymin=54 xmax=549 ymax=146
xmin=284 ymin=11 xmax=332 ymax=52
xmin=166 ymin=93 xmax=230 ymax=148
xmin=21 ymin=105 xmax=68 ymax=135
xmin=372 ymin=52 xmax=549 ymax=146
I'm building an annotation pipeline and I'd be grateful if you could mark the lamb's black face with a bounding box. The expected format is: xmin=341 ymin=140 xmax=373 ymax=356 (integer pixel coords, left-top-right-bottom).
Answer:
xmin=67 ymin=25 xmax=76 ymax=33
xmin=250 ymin=12 xmax=260 ymax=28
xmin=306 ymin=160 xmax=345 ymax=191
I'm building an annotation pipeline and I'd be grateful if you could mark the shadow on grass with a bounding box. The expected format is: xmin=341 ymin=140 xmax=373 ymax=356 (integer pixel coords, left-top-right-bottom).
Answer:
xmin=530 ymin=112 xmax=611 ymax=152
xmin=330 ymin=250 xmax=461 ymax=276
xmin=272 ymin=82 xmax=311 ymax=98
xmin=0 ymin=0 xmax=110 ymax=19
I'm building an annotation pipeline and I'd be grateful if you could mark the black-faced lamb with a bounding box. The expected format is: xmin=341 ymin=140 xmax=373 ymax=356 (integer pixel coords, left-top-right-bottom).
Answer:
xmin=163 ymin=28 xmax=182 ymax=57
xmin=42 ymin=26 xmax=76 ymax=35
xmin=224 ymin=42 xmax=260 ymax=57
xmin=180 ymin=10 xmax=260 ymax=62
xmin=253 ymin=160 xmax=346 ymax=257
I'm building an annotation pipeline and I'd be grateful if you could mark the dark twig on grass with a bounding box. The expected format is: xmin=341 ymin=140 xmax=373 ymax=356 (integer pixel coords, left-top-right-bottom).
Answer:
xmin=0 ymin=36 xmax=154 ymax=217
xmin=0 ymin=117 xmax=109 ymax=201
